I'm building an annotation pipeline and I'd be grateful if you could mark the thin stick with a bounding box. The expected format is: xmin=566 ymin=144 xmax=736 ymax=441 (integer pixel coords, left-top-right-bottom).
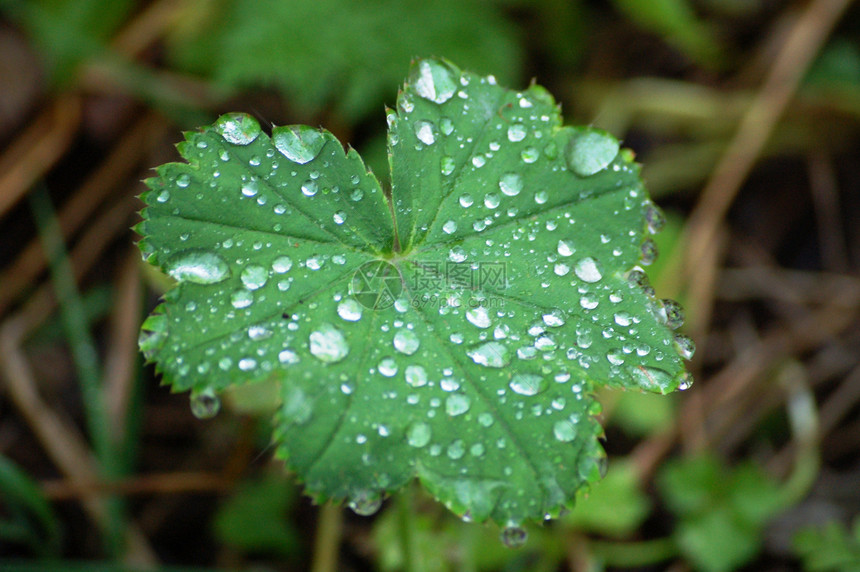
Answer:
xmin=311 ymin=503 xmax=344 ymax=572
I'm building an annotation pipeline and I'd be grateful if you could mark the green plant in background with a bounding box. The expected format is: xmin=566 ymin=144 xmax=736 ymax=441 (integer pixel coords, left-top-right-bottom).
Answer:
xmin=138 ymin=59 xmax=693 ymax=545
xmin=137 ymin=57 xmax=694 ymax=545
xmin=793 ymin=517 xmax=860 ymax=572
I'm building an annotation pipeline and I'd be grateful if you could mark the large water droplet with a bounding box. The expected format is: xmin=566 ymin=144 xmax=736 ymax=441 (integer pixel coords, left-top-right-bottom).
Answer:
xmin=628 ymin=365 xmax=674 ymax=391
xmin=240 ymin=264 xmax=268 ymax=290
xmin=406 ymin=421 xmax=432 ymax=448
xmin=442 ymin=220 xmax=457 ymax=234
xmin=542 ymin=310 xmax=565 ymax=327
xmin=309 ymin=323 xmax=349 ymax=363
xmin=501 ymin=525 xmax=528 ymax=548
xmin=231 ymin=288 xmax=253 ymax=309
xmin=574 ymin=257 xmax=602 ymax=283
xmin=674 ymin=334 xmax=696 ymax=360
xmin=337 ymin=298 xmax=363 ymax=322
xmin=446 ymin=394 xmax=471 ymax=416
xmin=301 ymin=180 xmax=318 ymax=197
xmin=466 ymin=306 xmax=491 ymax=328
xmin=412 ymin=59 xmax=457 ymax=104
xmin=167 ymin=250 xmax=230 ymax=284
xmin=467 ymin=341 xmax=510 ymax=368
xmin=273 ymin=125 xmax=325 ymax=164
xmin=660 ymin=299 xmax=685 ymax=330
xmin=413 ymin=120 xmax=437 ymax=145
xmin=565 ymin=129 xmax=620 ymax=176
xmin=507 ymin=123 xmax=527 ymax=142
xmin=214 ymin=112 xmax=261 ymax=145
xmin=644 ymin=201 xmax=666 ymax=234
xmin=348 ymin=490 xmax=382 ymax=516
xmin=499 ymin=173 xmax=523 ymax=196
xmin=509 ymin=373 xmax=546 ymax=396
xmin=393 ymin=329 xmax=420 ymax=355
xmin=190 ymin=388 xmax=220 ymax=419
xmin=378 ymin=357 xmax=398 ymax=377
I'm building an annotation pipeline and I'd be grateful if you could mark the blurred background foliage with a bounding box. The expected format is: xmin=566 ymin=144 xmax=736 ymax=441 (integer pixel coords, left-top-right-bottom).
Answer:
xmin=0 ymin=0 xmax=859 ymax=570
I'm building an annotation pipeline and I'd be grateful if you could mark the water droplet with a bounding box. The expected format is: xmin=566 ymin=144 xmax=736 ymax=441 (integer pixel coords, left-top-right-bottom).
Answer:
xmin=644 ymin=201 xmax=666 ymax=234
xmin=501 ymin=525 xmax=528 ymax=548
xmin=565 ymin=129 xmax=619 ymax=176
xmin=521 ymin=147 xmax=539 ymax=163
xmin=278 ymin=348 xmax=300 ymax=364
xmin=614 ymin=312 xmax=632 ymax=327
xmin=542 ymin=310 xmax=565 ymax=327
xmin=442 ymin=220 xmax=457 ymax=234
xmin=333 ymin=211 xmax=347 ymax=225
xmin=447 ymin=439 xmax=466 ymax=459
xmin=412 ymin=59 xmax=457 ymax=104
xmin=393 ymin=329 xmax=420 ymax=355
xmin=176 ymin=173 xmax=190 ymax=188
xmin=348 ymin=490 xmax=382 ymax=516
xmin=301 ymin=180 xmax=318 ymax=197
xmin=231 ymin=289 xmax=253 ymax=309
xmin=248 ymin=324 xmax=272 ymax=340
xmin=467 ymin=341 xmax=510 ymax=368
xmin=446 ymin=394 xmax=471 ymax=416
xmin=351 ymin=188 xmax=364 ymax=201
xmin=507 ymin=123 xmax=527 ymax=142
xmin=240 ymin=264 xmax=268 ymax=290
xmin=337 ymin=298 xmax=363 ymax=322
xmin=272 ymin=255 xmax=293 ymax=273
xmin=190 ymin=388 xmax=220 ymax=419
xmin=459 ymin=194 xmax=474 ymax=208
xmin=407 ymin=421 xmax=432 ymax=447
xmin=273 ymin=125 xmax=325 ymax=164
xmin=167 ymin=250 xmax=230 ymax=284
xmin=214 ymin=112 xmax=261 ymax=145
xmin=309 ymin=323 xmax=349 ymax=363
xmin=405 ymin=365 xmax=428 ymax=387
xmin=661 ymin=299 xmax=685 ymax=330
xmin=478 ymin=412 xmax=494 ymax=427
xmin=241 ymin=179 xmax=259 ymax=197
xmin=449 ymin=247 xmax=467 ymax=263
xmin=509 ymin=373 xmax=546 ymax=396
xmin=484 ymin=193 xmax=500 ymax=209
xmin=557 ymin=239 xmax=575 ymax=257
xmin=677 ymin=371 xmax=694 ymax=390
xmin=574 ymin=257 xmax=602 ymax=283
xmin=534 ymin=191 xmax=548 ymax=204
xmin=238 ymin=357 xmax=257 ymax=371
xmin=628 ymin=365 xmax=673 ymax=391
xmin=414 ymin=120 xmax=437 ymax=145
xmin=553 ymin=419 xmax=577 ymax=442
xmin=441 ymin=156 xmax=455 ymax=175
xmin=466 ymin=306 xmax=491 ymax=328
xmin=641 ymin=239 xmax=658 ymax=265
xmin=674 ymin=334 xmax=695 ymax=360
xmin=499 ymin=173 xmax=523 ymax=196
xmin=378 ymin=357 xmax=398 ymax=377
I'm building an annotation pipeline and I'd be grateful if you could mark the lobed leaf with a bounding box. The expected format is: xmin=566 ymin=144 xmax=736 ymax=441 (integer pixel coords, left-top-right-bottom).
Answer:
xmin=138 ymin=58 xmax=693 ymax=538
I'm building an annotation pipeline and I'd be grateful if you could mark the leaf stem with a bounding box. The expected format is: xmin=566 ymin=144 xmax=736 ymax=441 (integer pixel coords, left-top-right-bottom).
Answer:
xmin=311 ymin=503 xmax=343 ymax=572
xmin=397 ymin=488 xmax=419 ymax=572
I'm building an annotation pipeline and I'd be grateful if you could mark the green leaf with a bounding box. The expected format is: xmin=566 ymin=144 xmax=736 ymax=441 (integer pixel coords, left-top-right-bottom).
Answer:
xmin=166 ymin=0 xmax=522 ymax=122
xmin=564 ymin=459 xmax=651 ymax=537
xmin=138 ymin=58 xmax=692 ymax=533
xmin=658 ymin=453 xmax=784 ymax=572
xmin=794 ymin=518 xmax=860 ymax=572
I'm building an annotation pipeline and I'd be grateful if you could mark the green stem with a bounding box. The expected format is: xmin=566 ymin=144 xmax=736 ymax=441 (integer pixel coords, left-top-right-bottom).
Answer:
xmin=397 ymin=488 xmax=419 ymax=572
xmin=29 ymin=186 xmax=125 ymax=554
xmin=589 ymin=537 xmax=678 ymax=568
xmin=311 ymin=503 xmax=343 ymax=572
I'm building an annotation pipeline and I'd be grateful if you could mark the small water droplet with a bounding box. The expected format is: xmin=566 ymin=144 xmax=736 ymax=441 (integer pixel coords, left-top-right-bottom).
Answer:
xmin=565 ymin=129 xmax=620 ymax=176
xmin=449 ymin=247 xmax=467 ymax=263
xmin=240 ymin=264 xmax=268 ymax=290
xmin=484 ymin=193 xmax=500 ymax=209
xmin=241 ymin=179 xmax=259 ymax=197
xmin=641 ymin=239 xmax=658 ymax=265
xmin=542 ymin=310 xmax=565 ymax=327
xmin=413 ymin=120 xmax=437 ymax=145
xmin=406 ymin=421 xmax=432 ymax=447
xmin=467 ymin=341 xmax=510 ymax=368
xmin=190 ymin=388 xmax=220 ymax=419
xmin=309 ymin=323 xmax=349 ymax=363
xmin=499 ymin=173 xmax=523 ymax=196
xmin=509 ymin=373 xmax=546 ymax=396
xmin=348 ymin=490 xmax=382 ymax=516
xmin=378 ymin=357 xmax=398 ymax=377
xmin=337 ymin=299 xmax=363 ymax=322
xmin=333 ymin=211 xmax=347 ymax=225
xmin=521 ymin=147 xmax=539 ymax=163
xmin=661 ymin=299 xmax=685 ymax=330
xmin=501 ymin=525 xmax=528 ymax=548
xmin=231 ymin=289 xmax=253 ymax=309
xmin=644 ymin=201 xmax=666 ymax=234
xmin=447 ymin=439 xmax=466 ymax=459
xmin=278 ymin=348 xmax=300 ymax=364
xmin=167 ymin=250 xmax=230 ymax=284
xmin=214 ymin=112 xmax=261 ymax=145
xmin=405 ymin=365 xmax=428 ymax=387
xmin=574 ymin=257 xmax=602 ymax=283
xmin=534 ymin=191 xmax=548 ymax=204
xmin=441 ymin=156 xmax=455 ymax=175
xmin=459 ymin=194 xmax=474 ymax=208
xmin=553 ymin=419 xmax=577 ymax=442
xmin=557 ymin=239 xmax=575 ymax=257
xmin=301 ymin=180 xmax=318 ymax=197
xmin=176 ymin=174 xmax=190 ymax=188
xmin=238 ymin=357 xmax=257 ymax=371
xmin=272 ymin=255 xmax=293 ymax=273
xmin=273 ymin=125 xmax=325 ymax=164
xmin=507 ymin=123 xmax=527 ymax=142
xmin=442 ymin=220 xmax=457 ymax=234
xmin=674 ymin=334 xmax=696 ymax=360
xmin=466 ymin=306 xmax=491 ymax=328
xmin=393 ymin=329 xmax=420 ymax=355
xmin=446 ymin=394 xmax=471 ymax=416
xmin=628 ymin=365 xmax=674 ymax=391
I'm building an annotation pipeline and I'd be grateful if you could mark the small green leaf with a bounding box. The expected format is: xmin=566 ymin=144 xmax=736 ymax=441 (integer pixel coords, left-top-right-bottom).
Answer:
xmin=793 ymin=518 xmax=860 ymax=572
xmin=138 ymin=58 xmax=692 ymax=530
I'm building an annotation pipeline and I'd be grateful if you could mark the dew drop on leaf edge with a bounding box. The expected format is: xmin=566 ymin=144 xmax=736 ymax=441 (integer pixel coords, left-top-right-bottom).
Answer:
xmin=213 ymin=112 xmax=261 ymax=146
xmin=272 ymin=125 xmax=326 ymax=164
